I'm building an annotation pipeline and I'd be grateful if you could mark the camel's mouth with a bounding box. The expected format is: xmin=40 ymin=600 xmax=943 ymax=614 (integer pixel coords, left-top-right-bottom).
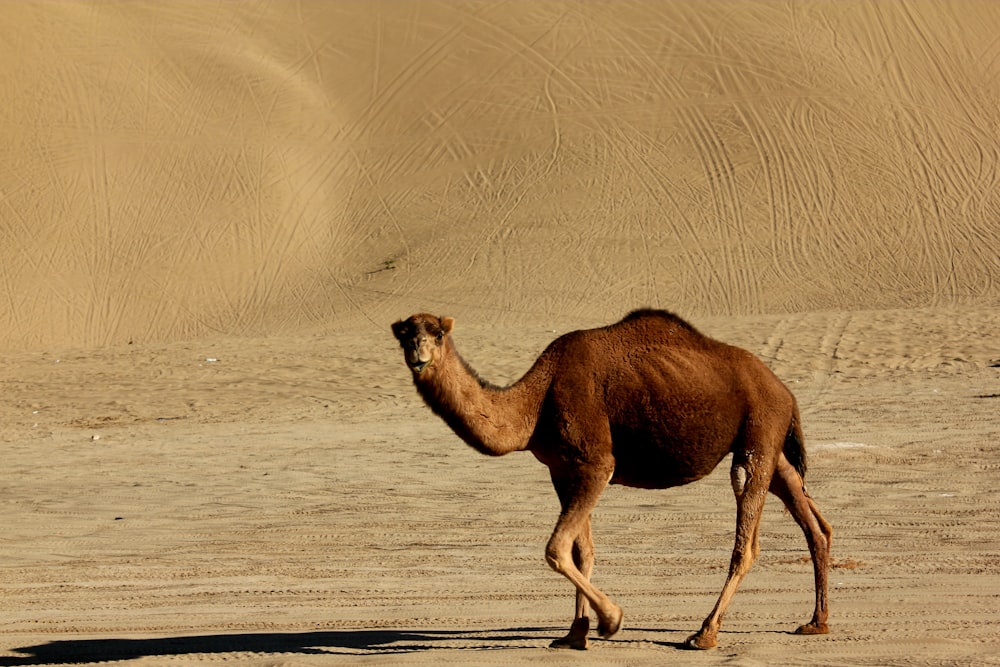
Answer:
xmin=407 ymin=358 xmax=431 ymax=373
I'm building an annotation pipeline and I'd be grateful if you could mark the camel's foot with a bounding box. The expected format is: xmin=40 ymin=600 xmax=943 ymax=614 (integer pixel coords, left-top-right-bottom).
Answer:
xmin=549 ymin=617 xmax=590 ymax=650
xmin=596 ymin=604 xmax=623 ymax=638
xmin=684 ymin=630 xmax=718 ymax=650
xmin=795 ymin=621 xmax=829 ymax=635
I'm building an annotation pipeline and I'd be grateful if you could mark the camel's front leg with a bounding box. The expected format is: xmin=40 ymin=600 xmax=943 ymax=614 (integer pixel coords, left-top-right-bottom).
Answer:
xmin=547 ymin=472 xmax=621 ymax=650
xmin=549 ymin=517 xmax=595 ymax=650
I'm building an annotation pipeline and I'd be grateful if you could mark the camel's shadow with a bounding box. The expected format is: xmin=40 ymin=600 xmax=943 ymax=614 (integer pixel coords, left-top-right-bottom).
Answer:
xmin=0 ymin=627 xmax=702 ymax=664
xmin=0 ymin=628 xmax=553 ymax=665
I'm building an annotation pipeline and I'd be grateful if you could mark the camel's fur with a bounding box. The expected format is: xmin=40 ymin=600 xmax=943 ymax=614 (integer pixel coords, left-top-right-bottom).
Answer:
xmin=392 ymin=309 xmax=832 ymax=650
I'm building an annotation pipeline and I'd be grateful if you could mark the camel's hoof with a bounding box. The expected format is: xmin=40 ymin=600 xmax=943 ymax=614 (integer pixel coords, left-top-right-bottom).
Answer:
xmin=549 ymin=617 xmax=590 ymax=650
xmin=684 ymin=632 xmax=717 ymax=650
xmin=596 ymin=605 xmax=623 ymax=638
xmin=549 ymin=635 xmax=589 ymax=650
xmin=795 ymin=622 xmax=829 ymax=635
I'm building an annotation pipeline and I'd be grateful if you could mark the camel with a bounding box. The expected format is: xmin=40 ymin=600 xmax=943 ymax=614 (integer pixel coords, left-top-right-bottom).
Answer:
xmin=391 ymin=309 xmax=831 ymax=650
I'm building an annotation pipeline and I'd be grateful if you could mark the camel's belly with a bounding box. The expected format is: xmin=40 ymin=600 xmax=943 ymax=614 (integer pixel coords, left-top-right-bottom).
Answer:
xmin=608 ymin=432 xmax=733 ymax=489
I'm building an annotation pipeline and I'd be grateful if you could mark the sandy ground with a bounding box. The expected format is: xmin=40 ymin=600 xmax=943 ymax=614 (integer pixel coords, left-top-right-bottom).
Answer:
xmin=2 ymin=2 xmax=999 ymax=665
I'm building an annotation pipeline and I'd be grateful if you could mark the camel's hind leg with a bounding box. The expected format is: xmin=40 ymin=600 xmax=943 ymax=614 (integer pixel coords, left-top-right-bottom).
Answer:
xmin=769 ymin=453 xmax=833 ymax=634
xmin=546 ymin=470 xmax=621 ymax=650
xmin=686 ymin=454 xmax=771 ymax=650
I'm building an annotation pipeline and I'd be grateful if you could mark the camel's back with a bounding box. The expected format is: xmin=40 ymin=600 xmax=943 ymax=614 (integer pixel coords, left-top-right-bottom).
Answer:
xmin=543 ymin=308 xmax=787 ymax=411
xmin=561 ymin=309 xmax=724 ymax=364
xmin=542 ymin=309 xmax=756 ymax=406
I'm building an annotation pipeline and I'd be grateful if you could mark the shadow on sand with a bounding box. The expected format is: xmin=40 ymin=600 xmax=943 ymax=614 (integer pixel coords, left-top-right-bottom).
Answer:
xmin=0 ymin=628 xmax=568 ymax=665
xmin=0 ymin=626 xmax=709 ymax=664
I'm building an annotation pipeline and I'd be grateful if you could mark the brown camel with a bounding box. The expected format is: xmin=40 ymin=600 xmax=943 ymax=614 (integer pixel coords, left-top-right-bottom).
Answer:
xmin=391 ymin=309 xmax=831 ymax=650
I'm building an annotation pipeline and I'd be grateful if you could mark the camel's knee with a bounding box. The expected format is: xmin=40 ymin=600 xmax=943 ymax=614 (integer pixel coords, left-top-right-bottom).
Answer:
xmin=797 ymin=496 xmax=832 ymax=558
xmin=545 ymin=538 xmax=572 ymax=574
xmin=814 ymin=517 xmax=832 ymax=552
xmin=728 ymin=547 xmax=757 ymax=578
xmin=730 ymin=522 xmax=763 ymax=577
xmin=808 ymin=497 xmax=833 ymax=544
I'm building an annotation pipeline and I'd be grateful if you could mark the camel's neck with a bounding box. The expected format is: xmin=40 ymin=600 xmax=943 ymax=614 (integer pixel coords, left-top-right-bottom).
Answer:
xmin=413 ymin=341 xmax=553 ymax=457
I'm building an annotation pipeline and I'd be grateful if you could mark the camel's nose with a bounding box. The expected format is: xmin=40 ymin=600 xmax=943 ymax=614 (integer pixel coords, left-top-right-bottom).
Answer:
xmin=404 ymin=335 xmax=426 ymax=362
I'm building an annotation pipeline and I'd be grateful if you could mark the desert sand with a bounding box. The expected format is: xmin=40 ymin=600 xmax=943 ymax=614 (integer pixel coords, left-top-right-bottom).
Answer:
xmin=1 ymin=2 xmax=998 ymax=665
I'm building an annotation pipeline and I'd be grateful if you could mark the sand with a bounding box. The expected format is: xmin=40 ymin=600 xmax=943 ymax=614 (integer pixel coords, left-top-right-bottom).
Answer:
xmin=1 ymin=2 xmax=998 ymax=665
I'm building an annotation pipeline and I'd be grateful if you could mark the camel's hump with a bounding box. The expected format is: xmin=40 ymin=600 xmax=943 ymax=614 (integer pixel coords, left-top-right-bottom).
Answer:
xmin=620 ymin=308 xmax=701 ymax=334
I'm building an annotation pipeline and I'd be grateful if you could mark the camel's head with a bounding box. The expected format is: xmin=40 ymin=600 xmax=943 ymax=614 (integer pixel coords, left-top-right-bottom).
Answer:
xmin=391 ymin=313 xmax=455 ymax=376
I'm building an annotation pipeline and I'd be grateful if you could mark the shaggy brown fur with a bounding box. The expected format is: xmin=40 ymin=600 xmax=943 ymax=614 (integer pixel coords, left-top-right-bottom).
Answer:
xmin=392 ymin=309 xmax=831 ymax=650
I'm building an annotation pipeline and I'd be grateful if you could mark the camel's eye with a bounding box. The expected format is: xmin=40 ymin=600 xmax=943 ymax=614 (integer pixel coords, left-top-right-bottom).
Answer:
xmin=435 ymin=332 xmax=444 ymax=343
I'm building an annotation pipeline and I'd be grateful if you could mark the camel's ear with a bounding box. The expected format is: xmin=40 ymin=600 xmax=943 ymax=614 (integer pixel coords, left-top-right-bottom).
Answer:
xmin=440 ymin=316 xmax=455 ymax=335
xmin=391 ymin=319 xmax=408 ymax=340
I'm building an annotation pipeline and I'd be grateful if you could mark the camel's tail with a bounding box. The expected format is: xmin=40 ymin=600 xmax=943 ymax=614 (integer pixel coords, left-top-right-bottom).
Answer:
xmin=784 ymin=402 xmax=808 ymax=480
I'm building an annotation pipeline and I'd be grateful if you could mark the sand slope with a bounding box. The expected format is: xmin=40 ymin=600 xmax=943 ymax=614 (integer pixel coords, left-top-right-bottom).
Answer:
xmin=1 ymin=1 xmax=997 ymax=348
xmin=1 ymin=2 xmax=999 ymax=665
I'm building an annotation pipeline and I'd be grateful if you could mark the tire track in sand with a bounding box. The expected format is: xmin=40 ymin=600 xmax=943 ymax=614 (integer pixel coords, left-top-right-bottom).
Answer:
xmin=563 ymin=7 xmax=724 ymax=309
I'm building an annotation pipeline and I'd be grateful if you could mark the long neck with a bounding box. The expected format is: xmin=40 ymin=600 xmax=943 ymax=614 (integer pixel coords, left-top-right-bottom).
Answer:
xmin=414 ymin=340 xmax=554 ymax=456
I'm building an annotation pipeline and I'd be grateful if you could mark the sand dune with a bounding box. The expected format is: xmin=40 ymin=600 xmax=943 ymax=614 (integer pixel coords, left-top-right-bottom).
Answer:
xmin=2 ymin=1 xmax=997 ymax=348
xmin=1 ymin=2 xmax=998 ymax=665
